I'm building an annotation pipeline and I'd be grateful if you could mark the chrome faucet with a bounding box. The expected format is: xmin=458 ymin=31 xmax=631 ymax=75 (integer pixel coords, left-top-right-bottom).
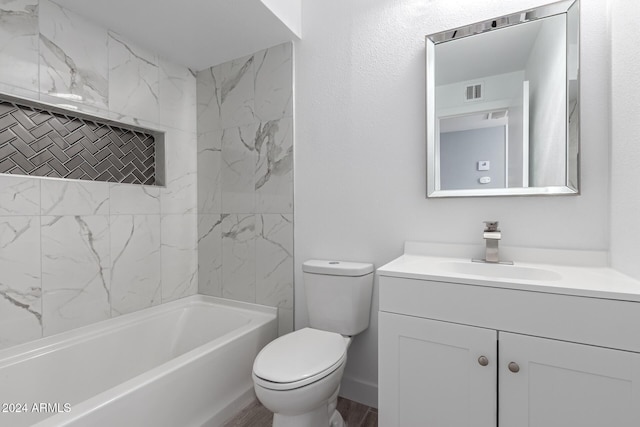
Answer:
xmin=482 ymin=221 xmax=501 ymax=263
xmin=472 ymin=221 xmax=513 ymax=265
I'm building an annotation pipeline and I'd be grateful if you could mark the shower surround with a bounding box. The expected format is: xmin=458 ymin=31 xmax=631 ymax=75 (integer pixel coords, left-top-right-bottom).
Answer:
xmin=0 ymin=0 xmax=198 ymax=349
xmin=197 ymin=42 xmax=294 ymax=336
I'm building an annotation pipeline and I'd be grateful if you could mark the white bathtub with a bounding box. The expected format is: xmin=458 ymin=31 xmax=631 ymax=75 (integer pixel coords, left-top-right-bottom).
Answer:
xmin=0 ymin=295 xmax=277 ymax=427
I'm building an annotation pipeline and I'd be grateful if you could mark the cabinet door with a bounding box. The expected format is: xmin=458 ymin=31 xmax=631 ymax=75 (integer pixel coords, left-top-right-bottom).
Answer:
xmin=379 ymin=312 xmax=497 ymax=427
xmin=499 ymin=332 xmax=640 ymax=427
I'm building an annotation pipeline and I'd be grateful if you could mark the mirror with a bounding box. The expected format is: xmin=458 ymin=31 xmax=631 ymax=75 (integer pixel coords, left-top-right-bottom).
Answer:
xmin=426 ymin=0 xmax=579 ymax=197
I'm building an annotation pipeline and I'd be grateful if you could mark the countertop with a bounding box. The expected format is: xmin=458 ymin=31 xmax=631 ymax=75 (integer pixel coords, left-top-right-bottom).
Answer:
xmin=377 ymin=242 xmax=640 ymax=303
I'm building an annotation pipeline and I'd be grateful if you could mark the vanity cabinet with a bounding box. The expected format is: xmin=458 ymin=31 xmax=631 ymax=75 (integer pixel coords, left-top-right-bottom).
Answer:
xmin=379 ymin=313 xmax=497 ymax=427
xmin=378 ymin=276 xmax=640 ymax=427
xmin=498 ymin=332 xmax=640 ymax=426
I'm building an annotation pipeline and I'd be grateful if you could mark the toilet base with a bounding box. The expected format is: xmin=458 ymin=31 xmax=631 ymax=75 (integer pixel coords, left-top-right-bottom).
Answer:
xmin=271 ymin=403 xmax=326 ymax=427
xmin=271 ymin=405 xmax=345 ymax=427
xmin=265 ymin=383 xmax=345 ymax=427
xmin=328 ymin=388 xmax=345 ymax=427
xmin=329 ymin=408 xmax=345 ymax=427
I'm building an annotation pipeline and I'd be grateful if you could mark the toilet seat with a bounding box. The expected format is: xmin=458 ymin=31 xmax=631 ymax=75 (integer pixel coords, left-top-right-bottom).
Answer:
xmin=253 ymin=353 xmax=347 ymax=391
xmin=253 ymin=328 xmax=348 ymax=391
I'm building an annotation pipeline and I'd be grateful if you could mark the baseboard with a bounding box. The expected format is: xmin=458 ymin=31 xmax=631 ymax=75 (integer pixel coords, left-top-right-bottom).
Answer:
xmin=339 ymin=375 xmax=378 ymax=409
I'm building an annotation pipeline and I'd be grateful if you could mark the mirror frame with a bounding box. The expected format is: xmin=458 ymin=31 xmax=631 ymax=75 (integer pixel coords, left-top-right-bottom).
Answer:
xmin=426 ymin=0 xmax=580 ymax=198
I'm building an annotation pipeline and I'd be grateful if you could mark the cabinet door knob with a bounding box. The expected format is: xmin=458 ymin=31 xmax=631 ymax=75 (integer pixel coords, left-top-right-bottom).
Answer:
xmin=478 ymin=356 xmax=489 ymax=366
xmin=508 ymin=362 xmax=520 ymax=373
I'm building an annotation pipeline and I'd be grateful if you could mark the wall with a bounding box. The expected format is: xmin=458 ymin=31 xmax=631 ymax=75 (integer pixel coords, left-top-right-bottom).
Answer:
xmin=436 ymin=71 xmax=524 ymax=115
xmin=610 ymin=0 xmax=640 ymax=280
xmin=261 ymin=0 xmax=302 ymax=38
xmin=196 ymin=43 xmax=294 ymax=336
xmin=508 ymin=85 xmax=526 ymax=188
xmin=440 ymin=126 xmax=506 ymax=190
xmin=436 ymin=70 xmax=525 ymax=189
xmin=0 ymin=0 xmax=197 ymax=349
xmin=525 ymin=14 xmax=567 ymax=187
xmin=295 ymin=0 xmax=610 ymax=407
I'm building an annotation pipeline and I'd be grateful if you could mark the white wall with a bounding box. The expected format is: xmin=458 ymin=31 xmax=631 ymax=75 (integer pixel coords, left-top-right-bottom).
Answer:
xmin=436 ymin=70 xmax=525 ymax=190
xmin=295 ymin=0 xmax=611 ymax=407
xmin=611 ymin=0 xmax=640 ymax=280
xmin=525 ymin=15 xmax=567 ymax=187
xmin=440 ymin=126 xmax=506 ymax=190
xmin=508 ymin=88 xmax=526 ymax=188
xmin=260 ymin=0 xmax=302 ymax=38
xmin=436 ymin=70 xmax=524 ymax=115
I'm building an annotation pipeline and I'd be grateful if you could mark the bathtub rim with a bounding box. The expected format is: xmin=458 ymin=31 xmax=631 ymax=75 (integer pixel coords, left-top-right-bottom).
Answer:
xmin=0 ymin=295 xmax=277 ymax=369
xmin=1 ymin=295 xmax=277 ymax=427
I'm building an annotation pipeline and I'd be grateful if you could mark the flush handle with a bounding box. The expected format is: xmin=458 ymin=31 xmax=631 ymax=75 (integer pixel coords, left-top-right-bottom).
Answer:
xmin=478 ymin=356 xmax=489 ymax=366
xmin=508 ymin=362 xmax=520 ymax=373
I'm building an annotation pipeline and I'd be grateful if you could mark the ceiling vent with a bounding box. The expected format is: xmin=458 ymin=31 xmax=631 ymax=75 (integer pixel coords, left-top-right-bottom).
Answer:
xmin=464 ymin=83 xmax=483 ymax=102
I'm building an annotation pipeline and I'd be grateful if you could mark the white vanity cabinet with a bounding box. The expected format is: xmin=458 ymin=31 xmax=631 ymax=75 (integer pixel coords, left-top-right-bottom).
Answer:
xmin=498 ymin=332 xmax=640 ymax=426
xmin=378 ymin=275 xmax=640 ymax=427
xmin=379 ymin=312 xmax=497 ymax=427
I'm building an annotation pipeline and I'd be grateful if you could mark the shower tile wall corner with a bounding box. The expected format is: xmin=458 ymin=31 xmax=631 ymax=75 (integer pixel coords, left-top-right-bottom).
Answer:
xmin=0 ymin=0 xmax=197 ymax=350
xmin=197 ymin=42 xmax=294 ymax=336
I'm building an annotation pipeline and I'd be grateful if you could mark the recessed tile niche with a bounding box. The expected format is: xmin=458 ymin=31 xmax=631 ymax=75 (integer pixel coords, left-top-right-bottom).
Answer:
xmin=0 ymin=94 xmax=164 ymax=186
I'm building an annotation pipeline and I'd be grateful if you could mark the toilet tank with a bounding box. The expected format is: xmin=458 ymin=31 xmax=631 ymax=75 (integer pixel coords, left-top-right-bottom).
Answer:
xmin=302 ymin=260 xmax=374 ymax=336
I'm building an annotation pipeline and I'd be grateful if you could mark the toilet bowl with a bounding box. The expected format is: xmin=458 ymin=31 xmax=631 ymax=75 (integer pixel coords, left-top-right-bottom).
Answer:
xmin=252 ymin=260 xmax=374 ymax=427
xmin=253 ymin=328 xmax=350 ymax=427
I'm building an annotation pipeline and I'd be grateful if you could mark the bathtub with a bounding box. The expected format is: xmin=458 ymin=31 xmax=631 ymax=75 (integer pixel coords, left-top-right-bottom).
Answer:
xmin=0 ymin=295 xmax=277 ymax=427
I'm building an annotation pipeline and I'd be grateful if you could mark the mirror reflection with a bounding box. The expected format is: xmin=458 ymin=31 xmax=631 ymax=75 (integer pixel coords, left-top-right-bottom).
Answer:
xmin=426 ymin=0 xmax=579 ymax=197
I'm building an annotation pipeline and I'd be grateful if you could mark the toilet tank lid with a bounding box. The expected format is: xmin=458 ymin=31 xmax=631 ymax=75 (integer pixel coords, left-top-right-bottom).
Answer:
xmin=303 ymin=260 xmax=374 ymax=277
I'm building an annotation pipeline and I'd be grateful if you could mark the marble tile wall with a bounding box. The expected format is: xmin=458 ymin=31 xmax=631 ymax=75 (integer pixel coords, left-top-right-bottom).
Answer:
xmin=0 ymin=0 xmax=197 ymax=349
xmin=197 ymin=42 xmax=294 ymax=336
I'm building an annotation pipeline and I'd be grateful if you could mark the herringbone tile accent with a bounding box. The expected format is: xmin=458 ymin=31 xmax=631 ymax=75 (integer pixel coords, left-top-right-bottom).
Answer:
xmin=0 ymin=99 xmax=157 ymax=185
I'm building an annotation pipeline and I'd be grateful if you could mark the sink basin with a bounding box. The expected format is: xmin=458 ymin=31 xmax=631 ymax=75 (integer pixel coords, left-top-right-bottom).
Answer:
xmin=438 ymin=261 xmax=562 ymax=282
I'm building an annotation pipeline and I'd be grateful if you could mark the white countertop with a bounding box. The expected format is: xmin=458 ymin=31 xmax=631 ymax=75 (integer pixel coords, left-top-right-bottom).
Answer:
xmin=377 ymin=242 xmax=640 ymax=303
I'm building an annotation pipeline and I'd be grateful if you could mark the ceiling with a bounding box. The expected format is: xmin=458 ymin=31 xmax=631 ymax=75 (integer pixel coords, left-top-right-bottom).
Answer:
xmin=53 ymin=0 xmax=300 ymax=71
xmin=435 ymin=19 xmax=545 ymax=85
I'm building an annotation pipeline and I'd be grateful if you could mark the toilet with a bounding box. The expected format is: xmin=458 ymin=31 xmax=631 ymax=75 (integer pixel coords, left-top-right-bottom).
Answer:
xmin=252 ymin=260 xmax=374 ymax=427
